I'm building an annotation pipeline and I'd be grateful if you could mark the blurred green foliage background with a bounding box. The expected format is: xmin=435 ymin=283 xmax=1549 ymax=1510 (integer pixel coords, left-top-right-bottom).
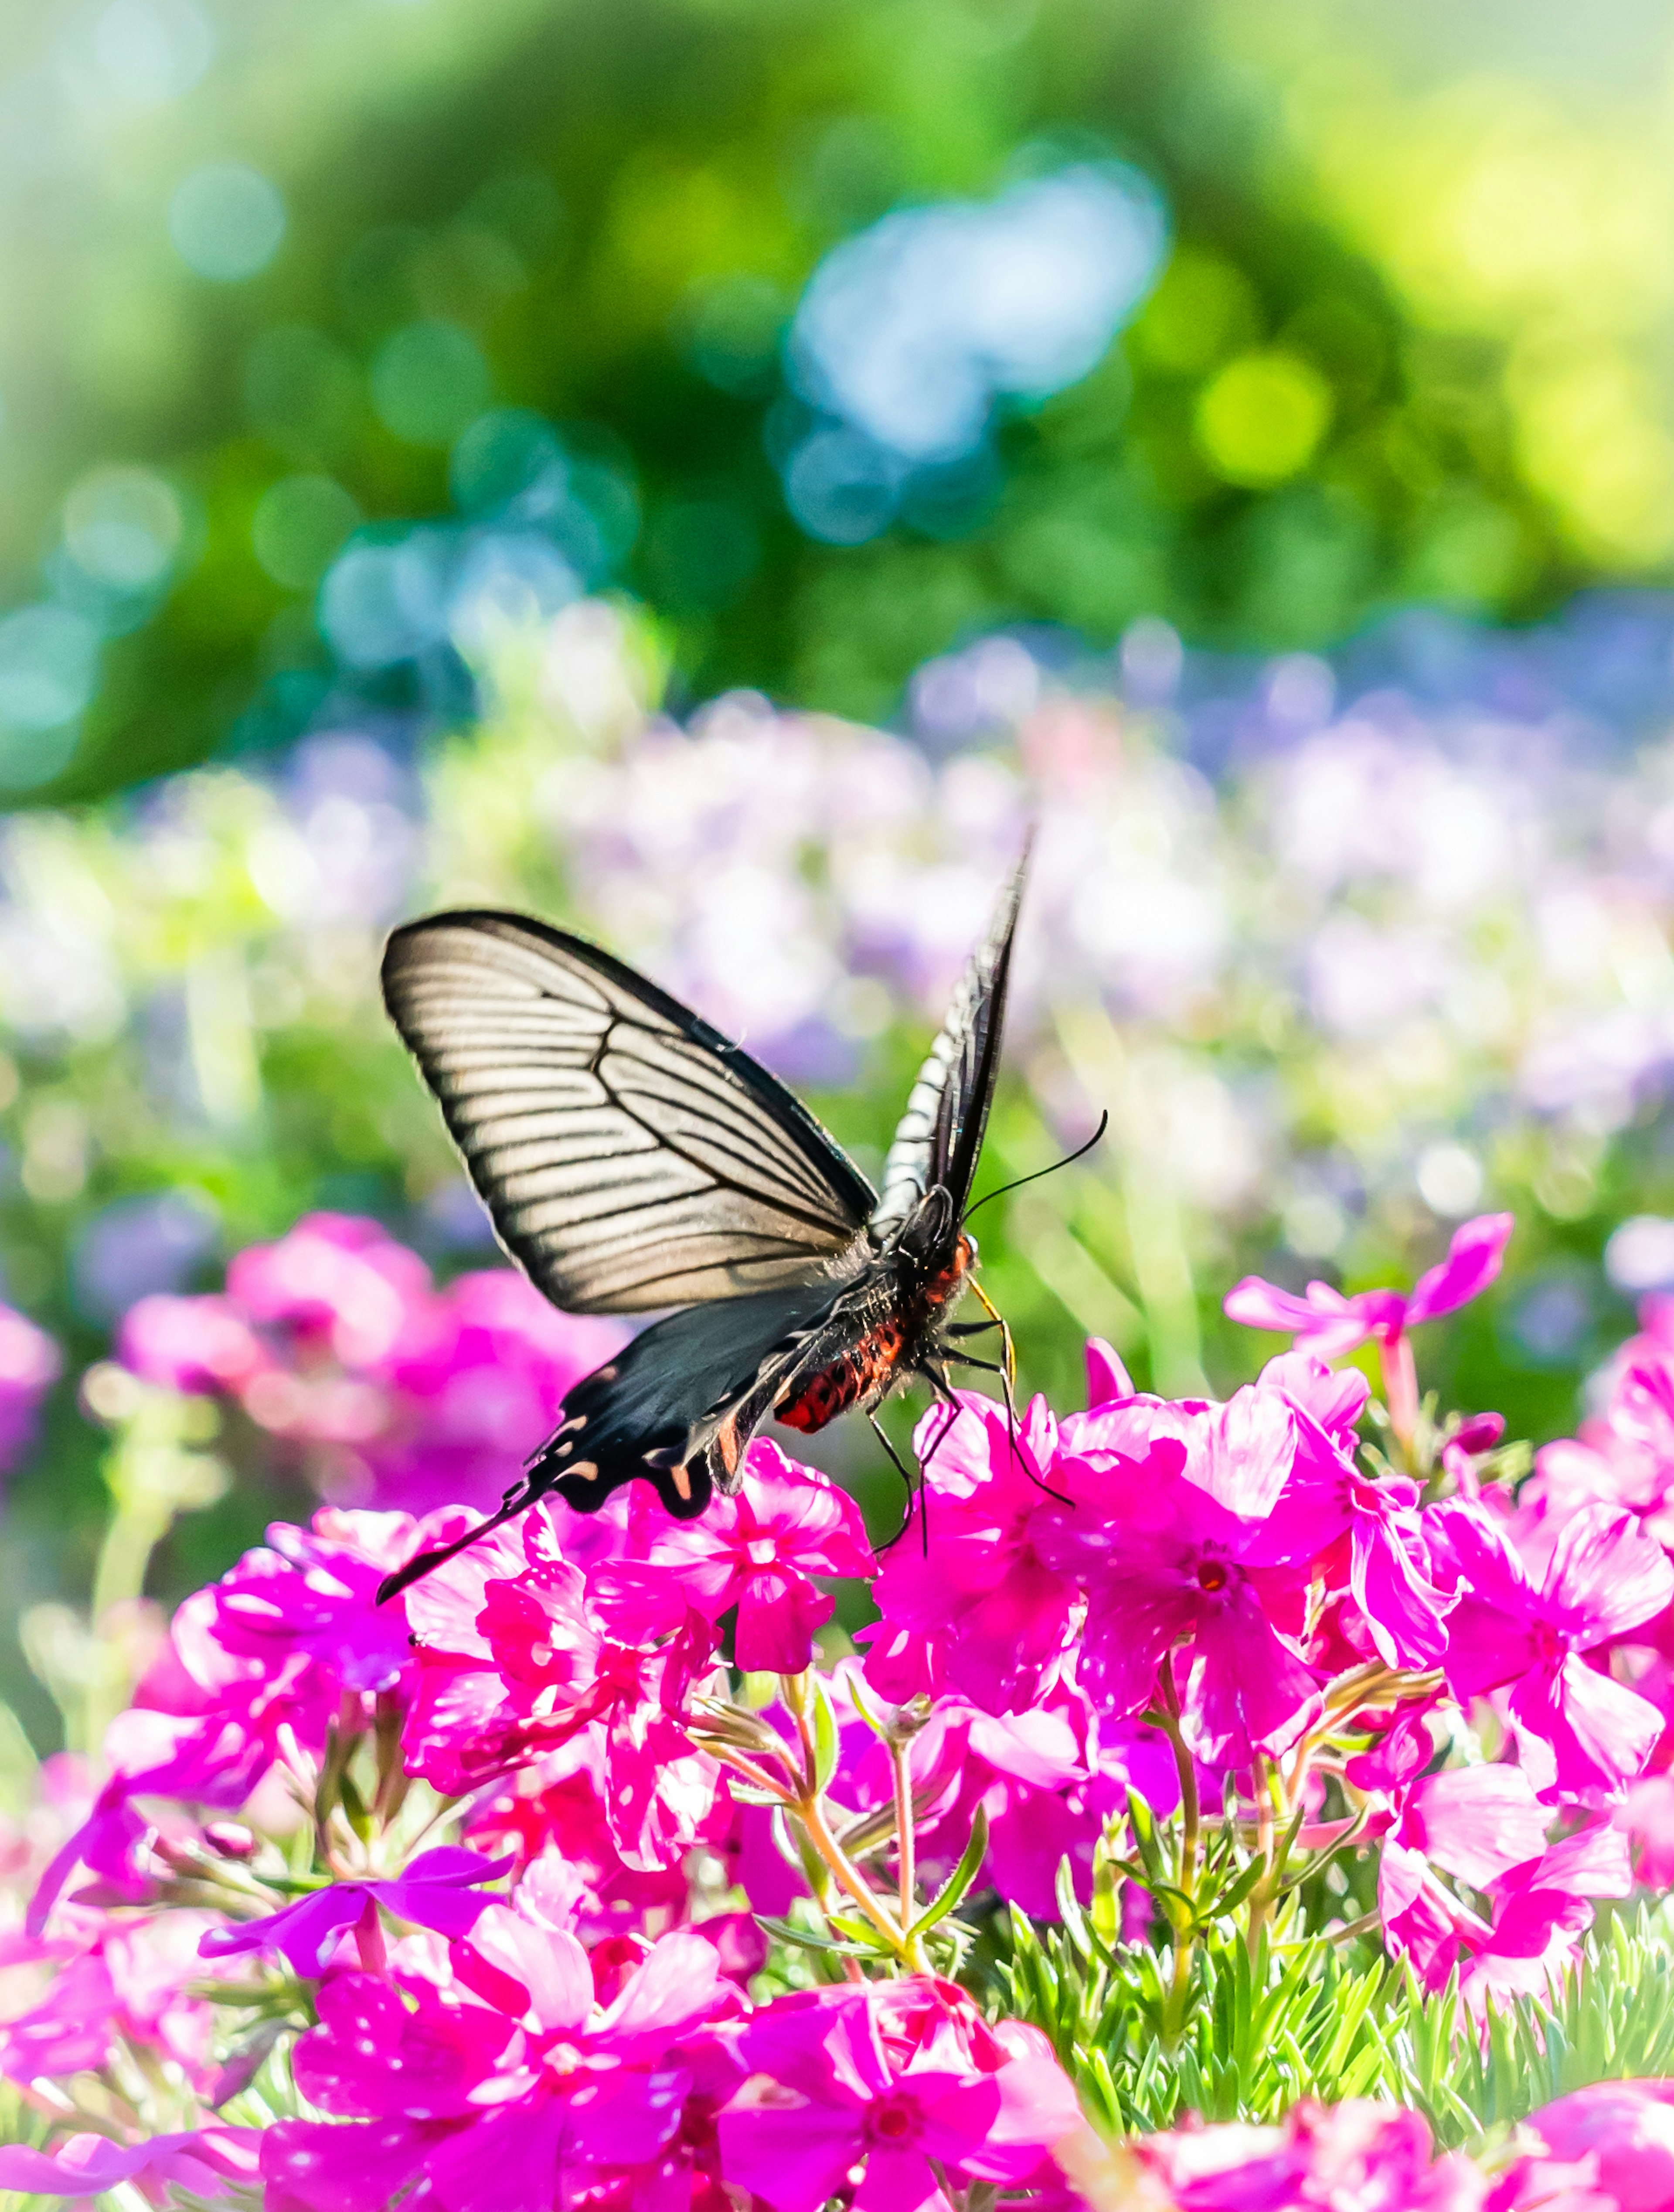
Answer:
xmin=6 ymin=0 xmax=1674 ymax=1744
xmin=3 ymin=0 xmax=1671 ymax=803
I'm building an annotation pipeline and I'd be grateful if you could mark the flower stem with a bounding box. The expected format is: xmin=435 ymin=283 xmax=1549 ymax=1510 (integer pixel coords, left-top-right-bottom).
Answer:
xmin=890 ymin=1736 xmax=917 ymax=1926
xmin=1157 ymin=1654 xmax=1199 ymax=2044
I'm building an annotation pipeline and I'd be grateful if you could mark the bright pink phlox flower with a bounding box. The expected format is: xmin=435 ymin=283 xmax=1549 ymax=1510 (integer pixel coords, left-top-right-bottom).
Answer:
xmin=1258 ymin=1350 xmax=1371 ymax=1441
xmin=983 ymin=1711 xmax=1180 ymax=1922
xmin=1462 ymin=1824 xmax=1633 ymax=2013
xmin=1246 ymin=1393 xmax=1456 ymax=1670
xmin=200 ymin=1846 xmax=512 ymax=1976
xmin=200 ymin=1507 xmax=470 ymax=1697
xmin=227 ymin=1211 xmax=432 ymax=1369
xmin=405 ymin=1518 xmax=723 ymax=1870
xmin=0 ymin=2127 xmax=260 ymax=2205
xmin=1517 ymin=2082 xmax=1674 ymax=2212
xmin=466 ymin=1737 xmax=692 ymax=1939
xmin=1039 ymin=1388 xmax=1320 ymax=1766
xmin=718 ymin=1979 xmax=1081 ymax=2212
xmin=871 ymin=1394 xmax=1079 ymax=1715
xmin=1132 ymin=2099 xmax=1477 ymax=2210
xmin=629 ymin=1439 xmax=874 ymax=1674
xmin=1224 ymin=1211 xmax=1514 ymax=1356
xmin=1378 ymin=1763 xmax=1552 ymax=1973
xmin=267 ymin=1928 xmax=736 ymax=2212
xmin=1438 ymin=1499 xmax=1674 ymax=1801
xmin=118 ymin=1292 xmax=269 ymax=1396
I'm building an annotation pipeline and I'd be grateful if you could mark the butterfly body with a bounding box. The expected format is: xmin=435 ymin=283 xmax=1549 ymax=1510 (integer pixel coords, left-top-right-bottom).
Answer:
xmin=374 ymin=855 xmax=1027 ymax=1603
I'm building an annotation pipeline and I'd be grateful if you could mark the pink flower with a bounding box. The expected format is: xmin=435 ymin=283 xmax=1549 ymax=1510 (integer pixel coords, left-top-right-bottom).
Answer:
xmin=1248 ymin=1365 xmax=1456 ymax=1670
xmin=869 ymin=1395 xmax=1080 ymax=1714
xmin=1438 ymin=1500 xmax=1674 ymax=1800
xmin=0 ymin=2127 xmax=259 ymax=2204
xmin=403 ymin=1513 xmax=723 ymax=1870
xmin=29 ymin=1506 xmax=465 ymax=1933
xmin=264 ymin=1924 xmax=738 ymax=2212
xmin=227 ymin=1211 xmax=432 ymax=1367
xmin=118 ymin=1291 xmax=269 ymax=1395
xmin=1225 ymin=1213 xmax=1514 ymax=1357
xmin=200 ymin=1846 xmax=511 ymax=1975
xmin=1040 ymin=1389 xmax=1321 ymax=1766
xmin=1516 ymin=2082 xmax=1674 ymax=2212
xmin=1 ymin=1912 xmax=228 ymax=2091
xmin=631 ymin=1440 xmax=874 ymax=1674
xmin=1615 ymin=1769 xmax=1674 ymax=1885
xmin=1130 ymin=2099 xmax=1480 ymax=2209
xmin=717 ymin=1980 xmax=1080 ymax=2212
xmin=0 ymin=1300 xmax=60 ymax=1473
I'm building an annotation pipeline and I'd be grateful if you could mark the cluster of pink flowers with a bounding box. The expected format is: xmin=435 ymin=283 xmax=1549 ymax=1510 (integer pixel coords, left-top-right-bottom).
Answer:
xmin=17 ymin=1205 xmax=1674 ymax=2208
xmin=118 ymin=1210 xmax=625 ymax=1512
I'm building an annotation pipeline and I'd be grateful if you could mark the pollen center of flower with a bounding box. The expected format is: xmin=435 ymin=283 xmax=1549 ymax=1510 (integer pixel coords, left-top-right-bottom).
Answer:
xmin=870 ymin=2096 xmax=917 ymax=2143
xmin=746 ymin=1539 xmax=778 ymax=1566
xmin=1197 ymin=1559 xmax=1230 ymax=1593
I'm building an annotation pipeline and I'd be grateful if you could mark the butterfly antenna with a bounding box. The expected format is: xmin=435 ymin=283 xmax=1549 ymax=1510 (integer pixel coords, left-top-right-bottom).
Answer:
xmin=963 ymin=1110 xmax=1109 ymax=1227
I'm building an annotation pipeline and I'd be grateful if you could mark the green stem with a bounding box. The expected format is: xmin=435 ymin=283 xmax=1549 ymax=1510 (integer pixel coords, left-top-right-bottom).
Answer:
xmin=890 ymin=1736 xmax=917 ymax=1926
xmin=1157 ymin=1654 xmax=1200 ymax=2044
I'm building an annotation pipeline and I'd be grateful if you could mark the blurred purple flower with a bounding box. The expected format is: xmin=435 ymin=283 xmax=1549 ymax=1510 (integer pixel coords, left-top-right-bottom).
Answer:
xmin=200 ymin=1846 xmax=510 ymax=1976
xmin=0 ymin=1300 xmax=59 ymax=1474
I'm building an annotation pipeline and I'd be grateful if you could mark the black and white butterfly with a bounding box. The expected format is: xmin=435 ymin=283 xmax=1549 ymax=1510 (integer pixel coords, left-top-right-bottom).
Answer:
xmin=375 ymin=853 xmax=1034 ymax=1603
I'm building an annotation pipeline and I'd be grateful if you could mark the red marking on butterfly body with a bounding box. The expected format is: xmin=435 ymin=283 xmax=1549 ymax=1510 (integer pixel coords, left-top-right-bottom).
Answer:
xmin=775 ymin=1234 xmax=975 ymax=1435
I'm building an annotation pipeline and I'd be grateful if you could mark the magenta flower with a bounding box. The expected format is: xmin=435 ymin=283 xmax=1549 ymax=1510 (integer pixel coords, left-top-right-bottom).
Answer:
xmin=264 ymin=1926 xmax=737 ymax=2212
xmin=630 ymin=1439 xmax=874 ymax=1673
xmin=1517 ymin=2082 xmax=1674 ymax=2212
xmin=1438 ymin=1499 xmax=1674 ymax=1800
xmin=1130 ymin=2100 xmax=1476 ymax=2209
xmin=717 ymin=1980 xmax=1080 ymax=2212
xmin=1039 ymin=1388 xmax=1321 ymax=1766
xmin=1225 ymin=1212 xmax=1513 ymax=1440
xmin=1376 ymin=1761 xmax=1553 ymax=1979
xmin=1 ymin=1912 xmax=227 ymax=2091
xmin=1247 ymin=1374 xmax=1456 ymax=1670
xmin=404 ymin=1513 xmax=723 ymax=1870
xmin=869 ymin=1394 xmax=1080 ymax=1714
xmin=1225 ymin=1212 xmax=1514 ymax=1357
xmin=0 ymin=1300 xmax=59 ymax=1475
xmin=200 ymin=1846 xmax=511 ymax=1975
xmin=118 ymin=1291 xmax=269 ymax=1396
xmin=0 ymin=2127 xmax=259 ymax=2204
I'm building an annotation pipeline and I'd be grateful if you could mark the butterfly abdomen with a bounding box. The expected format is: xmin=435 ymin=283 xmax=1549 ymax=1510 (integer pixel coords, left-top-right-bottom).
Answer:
xmin=776 ymin=1316 xmax=908 ymax=1433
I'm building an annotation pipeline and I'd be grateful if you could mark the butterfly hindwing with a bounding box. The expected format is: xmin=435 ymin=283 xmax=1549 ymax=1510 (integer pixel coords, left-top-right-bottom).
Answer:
xmin=382 ymin=912 xmax=877 ymax=1314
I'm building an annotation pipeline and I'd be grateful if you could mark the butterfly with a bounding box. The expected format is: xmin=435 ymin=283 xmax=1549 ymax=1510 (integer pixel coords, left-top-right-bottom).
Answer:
xmin=374 ymin=852 xmax=1034 ymax=1603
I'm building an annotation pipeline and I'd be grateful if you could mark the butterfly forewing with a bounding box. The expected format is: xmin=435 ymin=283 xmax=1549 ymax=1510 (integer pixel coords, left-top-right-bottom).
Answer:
xmin=871 ymin=851 xmax=1028 ymax=1234
xmin=382 ymin=912 xmax=876 ymax=1313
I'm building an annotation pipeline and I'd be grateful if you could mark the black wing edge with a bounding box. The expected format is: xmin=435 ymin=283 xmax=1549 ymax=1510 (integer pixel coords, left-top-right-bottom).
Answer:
xmin=939 ymin=833 xmax=1031 ymax=1216
xmin=380 ymin=907 xmax=879 ymax=1232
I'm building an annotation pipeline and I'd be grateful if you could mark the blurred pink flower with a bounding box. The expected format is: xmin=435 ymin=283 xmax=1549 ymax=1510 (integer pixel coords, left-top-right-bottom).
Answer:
xmin=717 ymin=1979 xmax=1079 ymax=2212
xmin=1615 ymin=1769 xmax=1674 ymax=1885
xmin=0 ymin=2127 xmax=260 ymax=2205
xmin=869 ymin=1394 xmax=1079 ymax=1714
xmin=118 ymin=1291 xmax=269 ymax=1395
xmin=1516 ymin=2082 xmax=1674 ymax=2212
xmin=0 ymin=1300 xmax=59 ymax=1474
xmin=631 ymin=1439 xmax=873 ymax=1674
xmin=1439 ymin=1500 xmax=1674 ymax=1800
xmin=1225 ymin=1213 xmax=1514 ymax=1357
xmin=0 ymin=1911 xmax=225 ymax=2091
xmin=200 ymin=1845 xmax=511 ymax=1976
xmin=1130 ymin=2098 xmax=1480 ymax=2209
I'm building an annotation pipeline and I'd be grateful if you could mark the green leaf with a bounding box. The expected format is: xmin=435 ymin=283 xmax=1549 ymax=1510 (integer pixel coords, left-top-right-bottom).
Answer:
xmin=909 ymin=1806 xmax=989 ymax=1939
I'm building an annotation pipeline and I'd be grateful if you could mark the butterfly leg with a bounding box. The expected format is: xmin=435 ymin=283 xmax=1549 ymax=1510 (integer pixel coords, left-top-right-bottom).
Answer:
xmin=867 ymin=1409 xmax=920 ymax=1551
